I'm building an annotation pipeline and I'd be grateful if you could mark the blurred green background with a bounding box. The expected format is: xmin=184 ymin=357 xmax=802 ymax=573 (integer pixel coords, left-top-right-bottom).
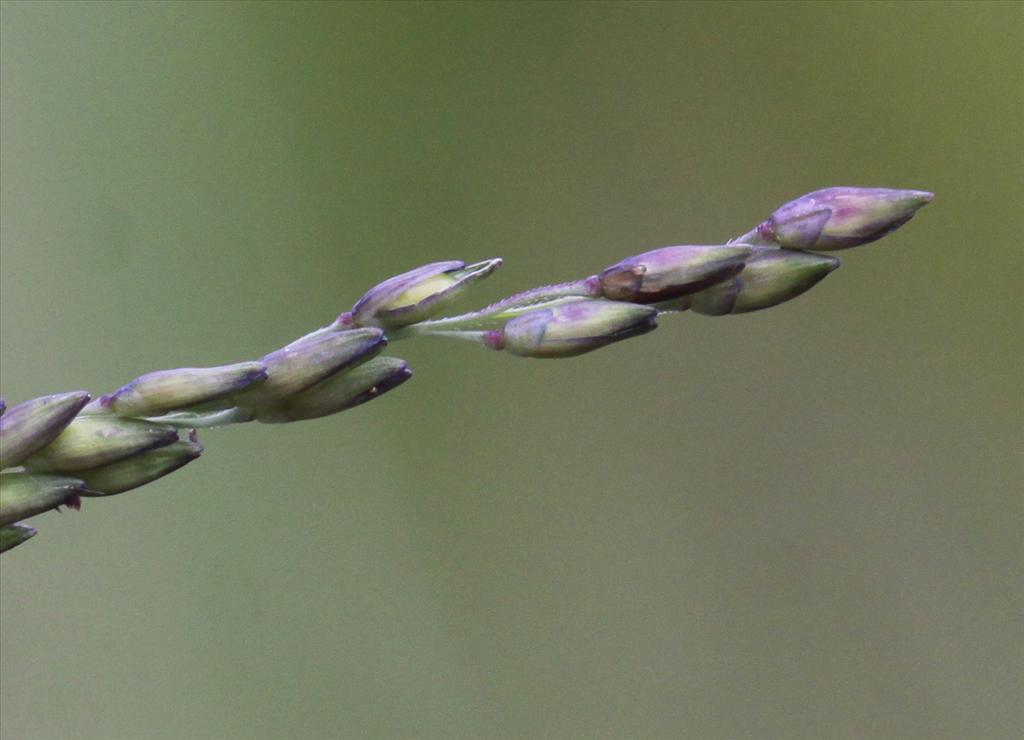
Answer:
xmin=1 ymin=2 xmax=1021 ymax=738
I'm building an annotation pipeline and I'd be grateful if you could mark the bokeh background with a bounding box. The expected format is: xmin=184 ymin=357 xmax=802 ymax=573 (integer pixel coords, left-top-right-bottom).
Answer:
xmin=1 ymin=2 xmax=1021 ymax=738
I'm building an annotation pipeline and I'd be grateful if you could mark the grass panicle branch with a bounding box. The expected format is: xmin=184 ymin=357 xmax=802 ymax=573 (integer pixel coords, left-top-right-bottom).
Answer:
xmin=0 ymin=186 xmax=933 ymax=554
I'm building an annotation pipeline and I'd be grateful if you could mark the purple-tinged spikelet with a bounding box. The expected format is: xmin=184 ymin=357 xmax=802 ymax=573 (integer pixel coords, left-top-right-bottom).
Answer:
xmin=685 ymin=248 xmax=841 ymax=315
xmin=498 ymin=300 xmax=658 ymax=358
xmin=758 ymin=187 xmax=934 ymax=250
xmin=348 ymin=259 xmax=502 ymax=328
xmin=599 ymin=245 xmax=751 ymax=303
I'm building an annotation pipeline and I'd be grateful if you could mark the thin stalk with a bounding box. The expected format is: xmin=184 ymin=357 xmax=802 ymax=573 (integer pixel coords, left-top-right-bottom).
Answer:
xmin=142 ymin=407 xmax=254 ymax=429
xmin=391 ymin=278 xmax=600 ymax=338
xmin=727 ymin=227 xmax=774 ymax=247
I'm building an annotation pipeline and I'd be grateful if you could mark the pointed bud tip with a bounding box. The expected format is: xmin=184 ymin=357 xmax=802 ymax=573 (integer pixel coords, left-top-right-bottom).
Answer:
xmin=882 ymin=188 xmax=934 ymax=211
xmin=0 ymin=523 xmax=38 ymax=553
xmin=0 ymin=391 xmax=93 ymax=469
xmin=375 ymin=365 xmax=413 ymax=394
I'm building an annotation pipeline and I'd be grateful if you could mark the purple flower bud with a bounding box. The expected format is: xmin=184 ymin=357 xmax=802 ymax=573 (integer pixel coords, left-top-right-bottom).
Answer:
xmin=0 ymin=472 xmax=86 ymax=526
xmin=235 ymin=328 xmax=385 ymax=409
xmin=0 ymin=522 xmax=38 ymax=554
xmin=22 ymin=416 xmax=179 ymax=473
xmin=0 ymin=391 xmax=91 ymax=469
xmin=687 ymin=248 xmax=840 ymax=315
xmin=77 ymin=439 xmax=203 ymax=495
xmin=497 ymin=300 xmax=658 ymax=358
xmin=0 ymin=398 xmax=6 ymax=416
xmin=348 ymin=258 xmax=502 ymax=328
xmin=255 ymin=357 xmax=412 ymax=423
xmin=758 ymin=187 xmax=934 ymax=250
xmin=105 ymin=361 xmax=267 ymax=417
xmin=598 ymin=245 xmax=752 ymax=303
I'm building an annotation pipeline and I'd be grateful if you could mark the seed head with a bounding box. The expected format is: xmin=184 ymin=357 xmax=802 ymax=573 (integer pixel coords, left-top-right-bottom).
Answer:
xmin=347 ymin=258 xmax=502 ymax=328
xmin=0 ymin=391 xmax=92 ymax=469
xmin=757 ymin=187 xmax=934 ymax=250
xmin=598 ymin=245 xmax=751 ymax=303
xmin=499 ymin=300 xmax=658 ymax=358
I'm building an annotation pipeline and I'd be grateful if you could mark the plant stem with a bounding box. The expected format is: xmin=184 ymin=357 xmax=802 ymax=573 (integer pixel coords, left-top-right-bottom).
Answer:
xmin=391 ymin=278 xmax=601 ymax=338
xmin=727 ymin=227 xmax=774 ymax=247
